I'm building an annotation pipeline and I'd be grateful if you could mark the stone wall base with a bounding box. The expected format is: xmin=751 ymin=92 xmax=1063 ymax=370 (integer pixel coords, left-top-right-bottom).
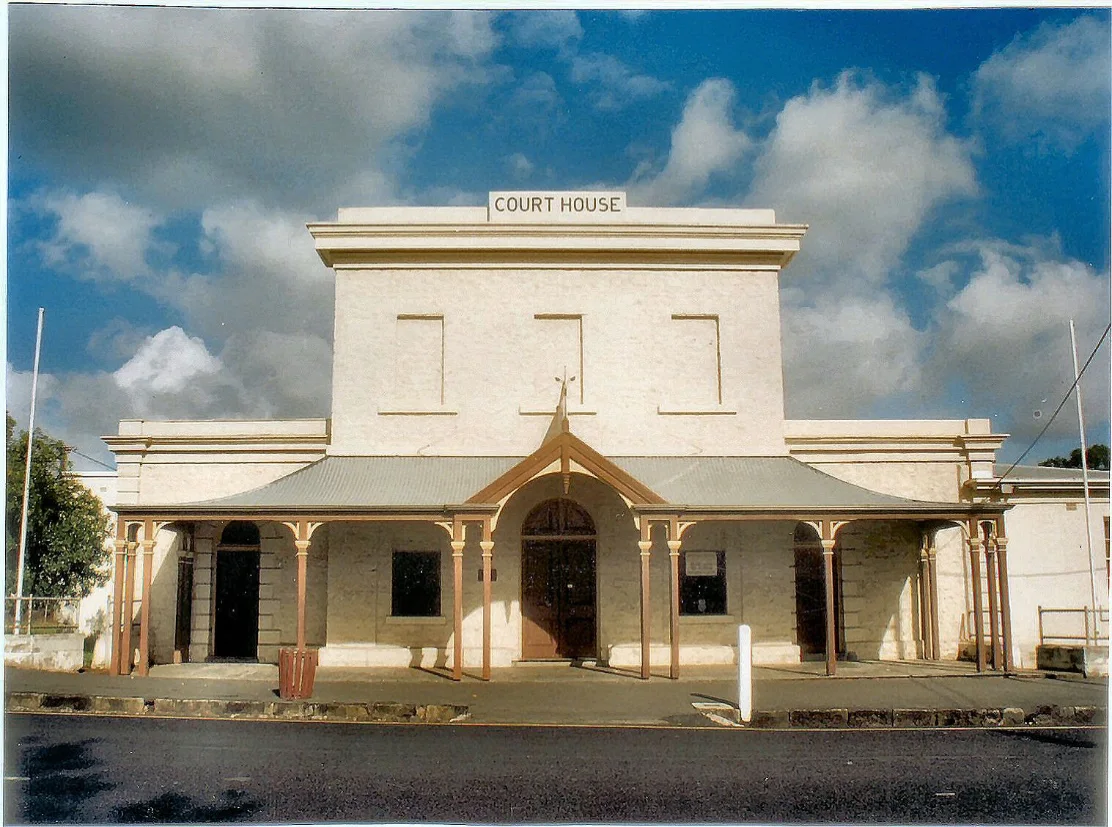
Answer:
xmin=606 ymin=641 xmax=801 ymax=667
xmin=1037 ymin=643 xmax=1109 ymax=678
xmin=318 ymin=643 xmax=516 ymax=669
xmin=4 ymin=633 xmax=85 ymax=672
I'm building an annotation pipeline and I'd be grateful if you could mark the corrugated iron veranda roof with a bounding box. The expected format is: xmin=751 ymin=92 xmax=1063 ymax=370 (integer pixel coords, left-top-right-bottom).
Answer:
xmin=140 ymin=454 xmax=991 ymax=517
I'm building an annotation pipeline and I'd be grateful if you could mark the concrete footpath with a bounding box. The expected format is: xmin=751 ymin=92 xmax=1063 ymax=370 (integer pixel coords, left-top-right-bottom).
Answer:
xmin=5 ymin=660 xmax=1108 ymax=729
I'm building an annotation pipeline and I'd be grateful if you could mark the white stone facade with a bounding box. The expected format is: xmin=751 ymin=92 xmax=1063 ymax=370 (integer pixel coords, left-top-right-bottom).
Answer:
xmin=100 ymin=193 xmax=1104 ymax=675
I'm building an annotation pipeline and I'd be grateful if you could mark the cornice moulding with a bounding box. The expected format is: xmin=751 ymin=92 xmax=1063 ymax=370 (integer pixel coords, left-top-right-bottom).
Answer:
xmin=309 ymin=223 xmax=808 ymax=270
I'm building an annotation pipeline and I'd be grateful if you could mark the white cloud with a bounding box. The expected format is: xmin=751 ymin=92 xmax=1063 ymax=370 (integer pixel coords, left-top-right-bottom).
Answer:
xmin=973 ymin=15 xmax=1110 ymax=149
xmin=6 ymin=362 xmax=117 ymax=471
xmin=781 ymin=292 xmax=924 ymax=417
xmin=10 ymin=7 xmax=500 ymax=213
xmin=5 ymin=363 xmax=60 ymax=433
xmin=34 ymin=191 xmax=162 ymax=280
xmin=218 ymin=330 xmax=333 ymax=417
xmin=511 ymin=71 xmax=562 ymax=115
xmin=506 ymin=12 xmax=665 ymax=115
xmin=113 ymin=327 xmax=222 ymax=398
xmin=508 ymin=11 xmax=582 ymax=53
xmin=928 ymin=239 xmax=1110 ymax=440
xmin=629 ymin=79 xmax=750 ymax=206
xmin=916 ymin=260 xmax=961 ymax=296
xmin=570 ymin=53 xmax=671 ymax=111
xmin=506 ymin=153 xmax=535 ymax=180
xmin=158 ymin=201 xmax=334 ymax=344
xmin=7 ymin=323 xmax=335 ymax=471
xmin=86 ymin=319 xmax=158 ymax=363
xmin=748 ymin=72 xmax=976 ymax=288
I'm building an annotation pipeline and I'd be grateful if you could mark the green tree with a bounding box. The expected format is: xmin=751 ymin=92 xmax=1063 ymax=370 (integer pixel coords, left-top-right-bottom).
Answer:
xmin=6 ymin=414 xmax=112 ymax=598
xmin=1038 ymin=444 xmax=1110 ymax=472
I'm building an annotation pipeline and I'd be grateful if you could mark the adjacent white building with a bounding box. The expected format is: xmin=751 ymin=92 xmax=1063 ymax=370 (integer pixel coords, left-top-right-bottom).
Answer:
xmin=100 ymin=192 xmax=1107 ymax=680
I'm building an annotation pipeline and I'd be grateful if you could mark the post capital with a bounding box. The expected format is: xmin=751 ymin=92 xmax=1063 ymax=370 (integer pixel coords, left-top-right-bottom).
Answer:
xmin=450 ymin=540 xmax=466 ymax=555
xmin=479 ymin=540 xmax=494 ymax=555
xmin=666 ymin=540 xmax=682 ymax=554
xmin=294 ymin=539 xmax=311 ymax=554
xmin=637 ymin=540 xmax=653 ymax=554
xmin=114 ymin=541 xmax=128 ymax=554
xmin=820 ymin=539 xmax=836 ymax=552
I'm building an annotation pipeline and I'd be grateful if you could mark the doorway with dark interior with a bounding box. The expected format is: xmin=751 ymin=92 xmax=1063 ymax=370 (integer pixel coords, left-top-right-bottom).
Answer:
xmin=212 ymin=521 xmax=261 ymax=661
xmin=793 ymin=523 xmax=845 ymax=661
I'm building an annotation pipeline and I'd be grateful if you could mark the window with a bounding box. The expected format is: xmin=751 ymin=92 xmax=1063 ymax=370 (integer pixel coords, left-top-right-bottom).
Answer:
xmin=680 ymin=551 xmax=727 ymax=615
xmin=392 ymin=551 xmax=441 ymax=617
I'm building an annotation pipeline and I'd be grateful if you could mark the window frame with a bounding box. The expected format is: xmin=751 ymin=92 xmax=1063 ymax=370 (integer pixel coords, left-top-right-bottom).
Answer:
xmin=679 ymin=550 xmax=728 ymax=616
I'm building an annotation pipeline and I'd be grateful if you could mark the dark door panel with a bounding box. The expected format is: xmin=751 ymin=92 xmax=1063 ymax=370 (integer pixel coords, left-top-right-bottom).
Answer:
xmin=522 ymin=542 xmax=559 ymax=659
xmin=521 ymin=539 xmax=596 ymax=660
xmin=213 ymin=550 xmax=260 ymax=660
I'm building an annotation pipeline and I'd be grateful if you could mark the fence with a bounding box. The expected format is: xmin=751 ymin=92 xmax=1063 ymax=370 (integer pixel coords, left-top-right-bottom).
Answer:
xmin=5 ymin=596 xmax=82 ymax=636
xmin=1037 ymin=606 xmax=1109 ymax=646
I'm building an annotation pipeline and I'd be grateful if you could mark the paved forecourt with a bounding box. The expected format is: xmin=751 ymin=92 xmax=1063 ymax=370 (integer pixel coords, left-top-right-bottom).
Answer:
xmin=5 ymin=661 xmax=1107 ymax=727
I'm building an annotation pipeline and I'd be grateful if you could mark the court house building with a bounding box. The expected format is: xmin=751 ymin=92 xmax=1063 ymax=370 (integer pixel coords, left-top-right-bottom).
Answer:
xmin=104 ymin=191 xmax=1089 ymax=686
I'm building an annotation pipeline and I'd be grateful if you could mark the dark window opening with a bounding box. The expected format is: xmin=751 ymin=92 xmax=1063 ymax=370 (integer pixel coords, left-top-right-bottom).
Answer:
xmin=680 ymin=551 xmax=727 ymax=615
xmin=392 ymin=551 xmax=441 ymax=617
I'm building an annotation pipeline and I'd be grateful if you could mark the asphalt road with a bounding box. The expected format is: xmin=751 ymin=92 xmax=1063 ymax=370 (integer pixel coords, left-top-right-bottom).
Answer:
xmin=4 ymin=713 xmax=1106 ymax=824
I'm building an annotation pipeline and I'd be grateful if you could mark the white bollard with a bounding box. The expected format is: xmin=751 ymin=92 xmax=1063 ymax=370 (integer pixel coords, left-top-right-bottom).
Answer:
xmin=737 ymin=624 xmax=752 ymax=723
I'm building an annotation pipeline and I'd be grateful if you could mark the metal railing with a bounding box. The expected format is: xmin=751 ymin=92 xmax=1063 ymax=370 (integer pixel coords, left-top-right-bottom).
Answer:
xmin=5 ymin=596 xmax=81 ymax=636
xmin=1037 ymin=606 xmax=1109 ymax=646
xmin=960 ymin=609 xmax=1003 ymax=642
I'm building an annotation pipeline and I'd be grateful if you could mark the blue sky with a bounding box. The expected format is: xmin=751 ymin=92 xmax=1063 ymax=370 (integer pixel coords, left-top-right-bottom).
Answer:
xmin=6 ymin=7 xmax=1110 ymax=470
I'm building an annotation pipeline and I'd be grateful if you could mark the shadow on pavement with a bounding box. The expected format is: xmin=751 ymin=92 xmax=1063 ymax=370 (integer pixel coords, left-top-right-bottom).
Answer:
xmin=113 ymin=789 xmax=262 ymax=823
xmin=15 ymin=737 xmax=115 ymax=823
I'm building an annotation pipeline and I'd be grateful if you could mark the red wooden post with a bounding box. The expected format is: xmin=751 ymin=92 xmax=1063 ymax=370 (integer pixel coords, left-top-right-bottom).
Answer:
xmin=481 ymin=520 xmax=494 ymax=681
xmin=968 ymin=519 xmax=986 ymax=673
xmin=295 ymin=535 xmax=310 ymax=651
xmin=928 ymin=534 xmax=941 ymax=661
xmin=451 ymin=517 xmax=465 ymax=682
xmin=668 ymin=516 xmax=681 ymax=680
xmin=984 ymin=525 xmax=1001 ymax=671
xmin=995 ymin=518 xmax=1014 ymax=672
xmin=137 ymin=519 xmax=156 ymax=676
xmin=109 ymin=518 xmax=127 ymax=676
xmin=638 ymin=519 xmax=652 ymax=680
xmin=122 ymin=532 xmax=138 ymax=675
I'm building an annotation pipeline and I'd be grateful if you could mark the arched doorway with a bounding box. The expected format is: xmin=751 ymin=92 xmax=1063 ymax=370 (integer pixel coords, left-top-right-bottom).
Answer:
xmin=793 ymin=523 xmax=844 ymax=661
xmin=213 ymin=521 xmax=261 ymax=661
xmin=521 ymin=499 xmax=597 ymax=659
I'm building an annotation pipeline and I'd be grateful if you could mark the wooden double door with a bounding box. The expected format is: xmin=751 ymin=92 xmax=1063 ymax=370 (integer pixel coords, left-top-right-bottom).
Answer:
xmin=521 ymin=539 xmax=597 ymax=659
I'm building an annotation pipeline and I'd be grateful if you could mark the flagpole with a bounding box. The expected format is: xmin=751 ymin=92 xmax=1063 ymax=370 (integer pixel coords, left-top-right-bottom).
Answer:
xmin=1069 ymin=319 xmax=1099 ymax=644
xmin=13 ymin=307 xmax=45 ymax=635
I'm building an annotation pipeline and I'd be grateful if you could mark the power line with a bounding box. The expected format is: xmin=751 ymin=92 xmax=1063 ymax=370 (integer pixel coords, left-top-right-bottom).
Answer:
xmin=66 ymin=446 xmax=116 ymax=471
xmin=992 ymin=322 xmax=1111 ymax=493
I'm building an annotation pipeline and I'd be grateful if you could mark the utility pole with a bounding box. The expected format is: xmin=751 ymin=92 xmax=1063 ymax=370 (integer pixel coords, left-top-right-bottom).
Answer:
xmin=14 ymin=308 xmax=45 ymax=635
xmin=1069 ymin=319 xmax=1099 ymax=644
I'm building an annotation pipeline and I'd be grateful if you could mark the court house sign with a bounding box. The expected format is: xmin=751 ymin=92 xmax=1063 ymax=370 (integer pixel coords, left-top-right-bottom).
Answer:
xmin=488 ymin=190 xmax=626 ymax=223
